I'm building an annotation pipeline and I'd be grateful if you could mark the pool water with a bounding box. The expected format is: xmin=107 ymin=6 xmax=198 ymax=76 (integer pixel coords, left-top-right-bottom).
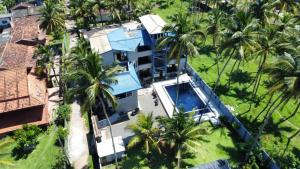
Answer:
xmin=165 ymin=82 xmax=209 ymax=114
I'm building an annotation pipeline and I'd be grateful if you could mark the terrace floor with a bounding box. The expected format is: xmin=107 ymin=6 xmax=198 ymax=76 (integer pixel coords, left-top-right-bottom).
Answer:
xmin=100 ymin=87 xmax=167 ymax=142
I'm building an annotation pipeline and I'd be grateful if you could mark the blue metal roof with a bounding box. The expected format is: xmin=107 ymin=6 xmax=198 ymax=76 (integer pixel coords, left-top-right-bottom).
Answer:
xmin=110 ymin=63 xmax=142 ymax=95
xmin=108 ymin=28 xmax=151 ymax=52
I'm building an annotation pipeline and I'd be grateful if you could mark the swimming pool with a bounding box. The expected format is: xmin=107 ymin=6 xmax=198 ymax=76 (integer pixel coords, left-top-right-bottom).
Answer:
xmin=165 ymin=82 xmax=210 ymax=114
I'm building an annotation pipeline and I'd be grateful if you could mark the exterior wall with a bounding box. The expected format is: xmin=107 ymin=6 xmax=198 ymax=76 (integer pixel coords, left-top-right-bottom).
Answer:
xmin=100 ymin=151 xmax=124 ymax=165
xmin=115 ymin=91 xmax=138 ymax=113
xmin=101 ymin=51 xmax=115 ymax=66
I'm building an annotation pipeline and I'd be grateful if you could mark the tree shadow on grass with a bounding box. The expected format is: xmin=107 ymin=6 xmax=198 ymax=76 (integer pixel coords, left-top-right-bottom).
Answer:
xmin=197 ymin=62 xmax=217 ymax=73
xmin=228 ymin=70 xmax=253 ymax=84
xmin=236 ymin=115 xmax=294 ymax=139
xmin=121 ymin=147 xmax=175 ymax=169
xmin=210 ymin=83 xmax=230 ymax=96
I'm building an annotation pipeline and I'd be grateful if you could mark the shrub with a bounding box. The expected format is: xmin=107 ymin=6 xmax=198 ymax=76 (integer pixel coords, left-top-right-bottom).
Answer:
xmin=51 ymin=148 xmax=73 ymax=169
xmin=12 ymin=125 xmax=42 ymax=159
xmin=55 ymin=104 xmax=71 ymax=126
xmin=56 ymin=127 xmax=68 ymax=146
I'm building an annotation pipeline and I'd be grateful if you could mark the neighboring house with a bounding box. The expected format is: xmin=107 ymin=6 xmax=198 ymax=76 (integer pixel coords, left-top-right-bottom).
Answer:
xmin=10 ymin=15 xmax=45 ymax=45
xmin=10 ymin=2 xmax=41 ymax=18
xmin=0 ymin=43 xmax=49 ymax=135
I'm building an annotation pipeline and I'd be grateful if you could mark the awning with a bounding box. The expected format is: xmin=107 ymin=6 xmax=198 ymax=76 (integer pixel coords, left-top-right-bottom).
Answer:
xmin=139 ymin=14 xmax=166 ymax=35
xmin=110 ymin=63 xmax=142 ymax=95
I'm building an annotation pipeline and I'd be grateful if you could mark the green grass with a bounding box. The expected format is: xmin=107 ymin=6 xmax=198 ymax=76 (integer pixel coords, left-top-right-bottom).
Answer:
xmin=151 ymin=0 xmax=189 ymax=23
xmin=188 ymin=55 xmax=300 ymax=159
xmin=103 ymin=123 xmax=242 ymax=169
xmin=0 ymin=126 xmax=61 ymax=169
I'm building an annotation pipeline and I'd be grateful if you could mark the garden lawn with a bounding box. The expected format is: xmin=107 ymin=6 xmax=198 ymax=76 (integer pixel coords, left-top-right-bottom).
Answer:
xmin=184 ymin=122 xmax=242 ymax=167
xmin=188 ymin=55 xmax=300 ymax=158
xmin=151 ymin=0 xmax=189 ymax=23
xmin=103 ymin=123 xmax=242 ymax=169
xmin=0 ymin=126 xmax=61 ymax=169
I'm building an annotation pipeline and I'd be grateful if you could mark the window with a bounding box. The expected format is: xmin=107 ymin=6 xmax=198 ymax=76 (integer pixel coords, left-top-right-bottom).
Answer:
xmin=116 ymin=92 xmax=132 ymax=99
xmin=115 ymin=52 xmax=128 ymax=62
xmin=2 ymin=20 xmax=8 ymax=24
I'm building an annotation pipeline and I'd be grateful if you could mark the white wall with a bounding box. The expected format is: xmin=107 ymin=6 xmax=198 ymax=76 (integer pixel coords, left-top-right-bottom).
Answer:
xmin=115 ymin=91 xmax=138 ymax=113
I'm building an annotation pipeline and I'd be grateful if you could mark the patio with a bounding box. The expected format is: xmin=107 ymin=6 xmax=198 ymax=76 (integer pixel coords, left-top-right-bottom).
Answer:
xmin=99 ymin=86 xmax=167 ymax=143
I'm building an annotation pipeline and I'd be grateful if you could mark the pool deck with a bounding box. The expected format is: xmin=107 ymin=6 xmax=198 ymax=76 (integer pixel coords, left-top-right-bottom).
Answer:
xmin=153 ymin=74 xmax=220 ymax=119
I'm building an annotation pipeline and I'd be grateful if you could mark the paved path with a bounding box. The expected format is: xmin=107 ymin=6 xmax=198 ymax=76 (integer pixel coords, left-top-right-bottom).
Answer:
xmin=67 ymin=101 xmax=89 ymax=169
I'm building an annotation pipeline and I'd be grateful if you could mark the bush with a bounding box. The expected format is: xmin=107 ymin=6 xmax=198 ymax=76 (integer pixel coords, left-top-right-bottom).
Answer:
xmin=56 ymin=127 xmax=68 ymax=146
xmin=51 ymin=148 xmax=73 ymax=169
xmin=55 ymin=104 xmax=71 ymax=126
xmin=12 ymin=125 xmax=42 ymax=159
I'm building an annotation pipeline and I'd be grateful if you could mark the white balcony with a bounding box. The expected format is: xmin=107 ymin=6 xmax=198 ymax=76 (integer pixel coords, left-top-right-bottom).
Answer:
xmin=137 ymin=50 xmax=152 ymax=58
xmin=138 ymin=63 xmax=152 ymax=71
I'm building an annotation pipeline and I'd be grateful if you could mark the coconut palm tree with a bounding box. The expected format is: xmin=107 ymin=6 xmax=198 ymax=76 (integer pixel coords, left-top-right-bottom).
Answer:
xmin=88 ymin=0 xmax=105 ymax=25
xmin=270 ymin=0 xmax=299 ymax=14
xmin=104 ymin=0 xmax=121 ymax=23
xmin=157 ymin=12 xmax=205 ymax=109
xmin=247 ymin=52 xmax=300 ymax=161
xmin=34 ymin=45 xmax=59 ymax=85
xmin=204 ymin=9 xmax=226 ymax=76
xmin=65 ymin=52 xmax=123 ymax=168
xmin=156 ymin=111 xmax=207 ymax=169
xmin=126 ymin=112 xmax=161 ymax=156
xmin=39 ymin=0 xmax=65 ymax=34
xmin=212 ymin=9 xmax=258 ymax=94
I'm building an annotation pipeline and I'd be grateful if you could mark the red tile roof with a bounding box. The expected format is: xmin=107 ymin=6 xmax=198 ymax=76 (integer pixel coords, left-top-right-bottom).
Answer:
xmin=10 ymin=2 xmax=35 ymax=11
xmin=0 ymin=43 xmax=35 ymax=69
xmin=0 ymin=68 xmax=46 ymax=113
xmin=10 ymin=15 xmax=45 ymax=44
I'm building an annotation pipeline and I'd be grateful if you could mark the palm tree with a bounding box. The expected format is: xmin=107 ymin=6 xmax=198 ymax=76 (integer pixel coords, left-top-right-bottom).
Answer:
xmin=157 ymin=111 xmax=206 ymax=168
xmin=104 ymin=0 xmax=121 ymax=23
xmin=65 ymin=52 xmax=122 ymax=168
xmin=247 ymin=52 xmax=300 ymax=161
xmin=204 ymin=9 xmax=226 ymax=76
xmin=157 ymin=12 xmax=205 ymax=109
xmin=126 ymin=112 xmax=161 ymax=156
xmin=39 ymin=0 xmax=65 ymax=34
xmin=270 ymin=0 xmax=299 ymax=14
xmin=88 ymin=0 xmax=106 ymax=25
xmin=34 ymin=45 xmax=59 ymax=85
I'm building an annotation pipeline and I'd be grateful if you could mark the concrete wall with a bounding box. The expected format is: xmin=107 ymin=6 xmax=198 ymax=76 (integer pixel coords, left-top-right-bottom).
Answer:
xmin=115 ymin=91 xmax=138 ymax=113
xmin=101 ymin=51 xmax=115 ymax=66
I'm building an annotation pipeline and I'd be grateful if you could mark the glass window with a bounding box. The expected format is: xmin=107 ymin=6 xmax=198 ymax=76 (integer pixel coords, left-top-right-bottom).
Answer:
xmin=115 ymin=52 xmax=128 ymax=62
xmin=116 ymin=92 xmax=132 ymax=99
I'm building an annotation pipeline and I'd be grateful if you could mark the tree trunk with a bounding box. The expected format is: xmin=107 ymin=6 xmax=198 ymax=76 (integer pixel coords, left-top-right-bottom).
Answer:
xmin=276 ymin=102 xmax=300 ymax=126
xmin=205 ymin=48 xmax=235 ymax=107
xmin=177 ymin=146 xmax=182 ymax=169
xmin=252 ymin=94 xmax=274 ymax=123
xmin=282 ymin=129 xmax=300 ymax=156
xmin=52 ymin=66 xmax=60 ymax=86
xmin=99 ymin=97 xmax=119 ymax=168
xmin=245 ymin=93 xmax=286 ymax=162
xmin=174 ymin=61 xmax=181 ymax=113
xmin=251 ymin=54 xmax=265 ymax=99
xmin=227 ymin=59 xmax=238 ymax=88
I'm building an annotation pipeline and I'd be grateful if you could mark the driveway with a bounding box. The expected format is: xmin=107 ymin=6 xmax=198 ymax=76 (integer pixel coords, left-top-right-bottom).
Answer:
xmin=67 ymin=101 xmax=89 ymax=169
